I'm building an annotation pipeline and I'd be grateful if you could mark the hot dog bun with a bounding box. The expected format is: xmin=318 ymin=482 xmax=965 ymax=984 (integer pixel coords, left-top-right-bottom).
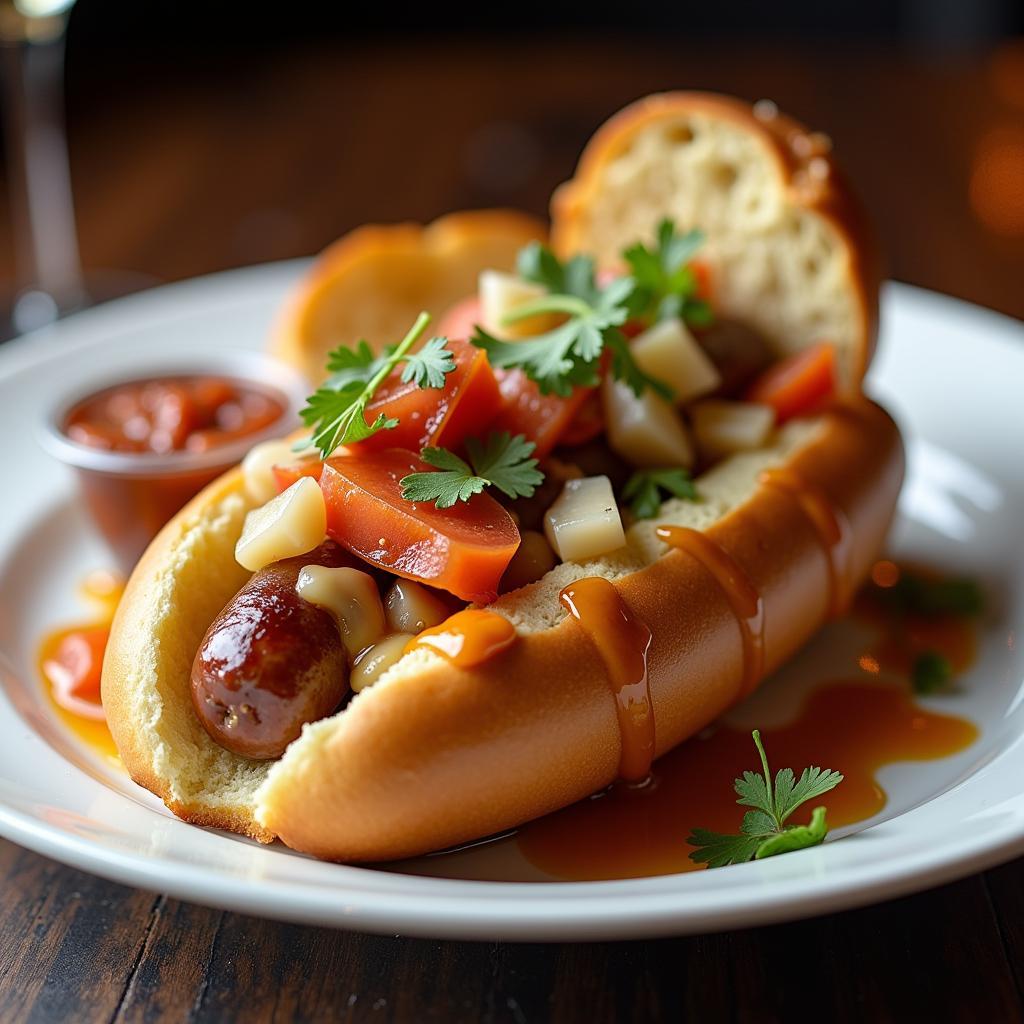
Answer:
xmin=271 ymin=209 xmax=546 ymax=385
xmin=551 ymin=92 xmax=881 ymax=389
xmin=102 ymin=93 xmax=901 ymax=861
xmin=103 ymin=399 xmax=903 ymax=858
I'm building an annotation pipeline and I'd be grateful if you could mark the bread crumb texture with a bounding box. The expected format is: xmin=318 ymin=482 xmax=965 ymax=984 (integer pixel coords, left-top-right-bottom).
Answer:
xmin=557 ymin=105 xmax=861 ymax=387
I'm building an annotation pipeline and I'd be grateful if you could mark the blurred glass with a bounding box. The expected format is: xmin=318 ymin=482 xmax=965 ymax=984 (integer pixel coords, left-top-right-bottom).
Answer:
xmin=0 ymin=0 xmax=85 ymax=335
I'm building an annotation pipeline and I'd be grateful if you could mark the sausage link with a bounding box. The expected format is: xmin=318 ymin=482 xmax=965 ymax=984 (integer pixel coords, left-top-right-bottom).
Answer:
xmin=190 ymin=541 xmax=354 ymax=759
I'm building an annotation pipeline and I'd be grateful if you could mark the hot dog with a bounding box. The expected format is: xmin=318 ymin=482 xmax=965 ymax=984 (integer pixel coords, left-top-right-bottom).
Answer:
xmin=191 ymin=542 xmax=354 ymax=759
xmin=102 ymin=93 xmax=903 ymax=862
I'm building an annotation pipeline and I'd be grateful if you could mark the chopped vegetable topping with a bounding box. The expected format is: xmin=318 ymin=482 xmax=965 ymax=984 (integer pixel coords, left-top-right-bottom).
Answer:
xmin=298 ymin=312 xmax=456 ymax=457
xmin=623 ymin=218 xmax=714 ymax=327
xmin=622 ymin=468 xmax=699 ymax=520
xmin=471 ymin=243 xmax=669 ymax=399
xmin=687 ymin=730 xmax=843 ymax=868
xmin=400 ymin=431 xmax=544 ymax=509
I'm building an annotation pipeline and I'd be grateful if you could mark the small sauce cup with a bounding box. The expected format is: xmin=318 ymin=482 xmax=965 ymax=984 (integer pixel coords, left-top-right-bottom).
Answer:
xmin=40 ymin=351 xmax=308 ymax=571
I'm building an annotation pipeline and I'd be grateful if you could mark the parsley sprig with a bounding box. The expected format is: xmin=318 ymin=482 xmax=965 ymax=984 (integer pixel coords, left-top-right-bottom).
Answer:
xmin=471 ymin=243 xmax=669 ymax=400
xmin=624 ymin=218 xmax=714 ymax=327
xmin=400 ymin=431 xmax=544 ymax=509
xmin=623 ymin=468 xmax=699 ymax=520
xmin=688 ymin=730 xmax=844 ymax=868
xmin=297 ymin=312 xmax=456 ymax=458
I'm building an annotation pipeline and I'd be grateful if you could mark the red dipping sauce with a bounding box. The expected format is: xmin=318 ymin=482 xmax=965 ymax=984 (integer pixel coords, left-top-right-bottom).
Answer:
xmin=65 ymin=375 xmax=283 ymax=455
xmin=43 ymin=357 xmax=305 ymax=571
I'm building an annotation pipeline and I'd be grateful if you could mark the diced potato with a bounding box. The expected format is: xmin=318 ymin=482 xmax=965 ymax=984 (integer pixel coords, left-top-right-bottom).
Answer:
xmin=384 ymin=579 xmax=449 ymax=634
xmin=351 ymin=633 xmax=415 ymax=692
xmin=630 ymin=318 xmax=721 ymax=404
xmin=544 ymin=476 xmax=626 ymax=563
xmin=241 ymin=439 xmax=299 ymax=504
xmin=601 ymin=377 xmax=695 ymax=468
xmin=691 ymin=400 xmax=776 ymax=460
xmin=296 ymin=565 xmax=386 ymax=658
xmin=235 ymin=477 xmax=326 ymax=572
xmin=479 ymin=270 xmax=557 ymax=339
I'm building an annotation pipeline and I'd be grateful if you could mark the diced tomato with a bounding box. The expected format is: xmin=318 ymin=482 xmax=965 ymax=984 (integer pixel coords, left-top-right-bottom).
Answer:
xmin=557 ymin=387 xmax=604 ymax=446
xmin=746 ymin=342 xmax=837 ymax=422
xmin=490 ymin=369 xmax=594 ymax=460
xmin=319 ymin=449 xmax=520 ymax=603
xmin=42 ymin=628 xmax=108 ymax=721
xmin=436 ymin=296 xmax=482 ymax=341
xmin=272 ymin=460 xmax=324 ymax=492
xmin=359 ymin=338 xmax=501 ymax=454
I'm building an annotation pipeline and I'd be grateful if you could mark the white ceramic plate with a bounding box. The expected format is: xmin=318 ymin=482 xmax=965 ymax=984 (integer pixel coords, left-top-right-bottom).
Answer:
xmin=0 ymin=266 xmax=1021 ymax=941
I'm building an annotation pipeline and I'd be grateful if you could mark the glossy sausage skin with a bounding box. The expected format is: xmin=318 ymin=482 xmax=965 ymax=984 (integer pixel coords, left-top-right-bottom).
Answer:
xmin=190 ymin=541 xmax=354 ymax=759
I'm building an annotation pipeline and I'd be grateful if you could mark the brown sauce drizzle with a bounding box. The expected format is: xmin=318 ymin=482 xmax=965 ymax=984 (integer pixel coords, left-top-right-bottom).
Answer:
xmin=558 ymin=578 xmax=654 ymax=783
xmin=405 ymin=609 xmax=517 ymax=668
xmin=758 ymin=467 xmax=853 ymax=617
xmin=655 ymin=525 xmax=765 ymax=698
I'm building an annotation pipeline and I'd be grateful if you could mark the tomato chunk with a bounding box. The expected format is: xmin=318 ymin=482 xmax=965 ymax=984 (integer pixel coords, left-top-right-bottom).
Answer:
xmin=746 ymin=342 xmax=837 ymax=422
xmin=42 ymin=628 xmax=108 ymax=721
xmin=491 ymin=369 xmax=593 ymax=459
xmin=359 ymin=338 xmax=501 ymax=454
xmin=436 ymin=295 xmax=482 ymax=341
xmin=319 ymin=449 xmax=520 ymax=603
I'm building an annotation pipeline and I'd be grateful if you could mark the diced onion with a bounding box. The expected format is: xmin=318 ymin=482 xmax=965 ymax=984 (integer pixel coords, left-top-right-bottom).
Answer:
xmin=601 ymin=377 xmax=695 ymax=468
xmin=630 ymin=318 xmax=722 ymax=405
xmin=235 ymin=477 xmax=326 ymax=572
xmin=544 ymin=476 xmax=626 ymax=562
xmin=691 ymin=400 xmax=776 ymax=459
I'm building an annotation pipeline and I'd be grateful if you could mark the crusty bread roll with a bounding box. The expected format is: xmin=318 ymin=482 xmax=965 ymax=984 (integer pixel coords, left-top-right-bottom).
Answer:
xmin=271 ymin=209 xmax=546 ymax=385
xmin=551 ymin=92 xmax=881 ymax=389
xmin=104 ymin=399 xmax=902 ymax=859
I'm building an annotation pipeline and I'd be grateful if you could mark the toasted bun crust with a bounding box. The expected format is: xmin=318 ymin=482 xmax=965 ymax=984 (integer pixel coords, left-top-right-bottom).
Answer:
xmin=103 ymin=399 xmax=903 ymax=860
xmin=551 ymin=92 xmax=881 ymax=389
xmin=270 ymin=209 xmax=546 ymax=384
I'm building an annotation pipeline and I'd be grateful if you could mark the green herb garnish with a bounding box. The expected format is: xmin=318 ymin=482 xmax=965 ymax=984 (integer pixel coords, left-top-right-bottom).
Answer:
xmin=471 ymin=243 xmax=669 ymax=400
xmin=297 ymin=312 xmax=456 ymax=458
xmin=912 ymin=650 xmax=954 ymax=695
xmin=400 ymin=431 xmax=543 ymax=509
xmin=623 ymin=218 xmax=714 ymax=327
xmin=687 ymin=730 xmax=844 ymax=868
xmin=623 ymin=468 xmax=699 ymax=520
xmin=886 ymin=574 xmax=985 ymax=619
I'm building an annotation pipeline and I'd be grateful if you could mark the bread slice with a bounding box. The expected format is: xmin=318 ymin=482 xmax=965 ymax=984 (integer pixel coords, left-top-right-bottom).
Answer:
xmin=270 ymin=209 xmax=545 ymax=385
xmin=551 ymin=92 xmax=881 ymax=389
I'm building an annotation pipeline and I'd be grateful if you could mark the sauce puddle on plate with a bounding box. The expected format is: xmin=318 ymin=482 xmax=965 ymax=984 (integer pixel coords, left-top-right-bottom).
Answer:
xmin=514 ymin=559 xmax=981 ymax=880
xmin=38 ymin=570 xmax=123 ymax=765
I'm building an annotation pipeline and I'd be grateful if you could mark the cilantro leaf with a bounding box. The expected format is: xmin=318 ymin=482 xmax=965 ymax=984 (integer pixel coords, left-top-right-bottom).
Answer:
xmin=464 ymin=432 xmax=545 ymax=501
xmin=472 ymin=247 xmax=666 ymax=399
xmin=884 ymin=573 xmax=985 ymax=619
xmin=400 ymin=335 xmax=457 ymax=389
xmin=623 ymin=219 xmax=712 ymax=328
xmin=623 ymin=468 xmax=699 ymax=519
xmin=686 ymin=829 xmax=764 ymax=869
xmin=687 ymin=730 xmax=843 ymax=868
xmin=296 ymin=313 xmax=456 ymax=458
xmin=400 ymin=432 xmax=544 ymax=509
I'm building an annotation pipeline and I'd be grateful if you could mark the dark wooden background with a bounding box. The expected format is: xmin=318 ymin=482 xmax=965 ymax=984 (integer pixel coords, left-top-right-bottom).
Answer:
xmin=2 ymin=29 xmax=1024 ymax=1023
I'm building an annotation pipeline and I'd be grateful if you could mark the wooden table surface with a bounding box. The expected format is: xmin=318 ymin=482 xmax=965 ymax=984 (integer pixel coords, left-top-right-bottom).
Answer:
xmin=2 ymin=35 xmax=1024 ymax=1022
